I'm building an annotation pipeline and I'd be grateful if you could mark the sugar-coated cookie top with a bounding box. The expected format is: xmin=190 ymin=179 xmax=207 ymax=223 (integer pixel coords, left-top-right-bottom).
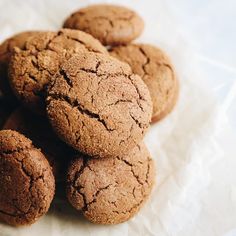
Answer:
xmin=0 ymin=31 xmax=40 ymax=101
xmin=8 ymin=29 xmax=107 ymax=114
xmin=110 ymin=43 xmax=178 ymax=122
xmin=63 ymin=4 xmax=144 ymax=46
xmin=0 ymin=130 xmax=55 ymax=226
xmin=66 ymin=143 xmax=155 ymax=224
xmin=46 ymin=52 xmax=152 ymax=158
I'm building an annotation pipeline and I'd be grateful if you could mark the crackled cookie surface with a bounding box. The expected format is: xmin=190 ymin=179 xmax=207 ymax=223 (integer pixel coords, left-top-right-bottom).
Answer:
xmin=66 ymin=143 xmax=155 ymax=224
xmin=63 ymin=4 xmax=144 ymax=46
xmin=9 ymin=29 xmax=107 ymax=114
xmin=0 ymin=31 xmax=40 ymax=102
xmin=110 ymin=44 xmax=178 ymax=122
xmin=3 ymin=107 xmax=73 ymax=178
xmin=46 ymin=52 xmax=152 ymax=158
xmin=0 ymin=130 xmax=55 ymax=226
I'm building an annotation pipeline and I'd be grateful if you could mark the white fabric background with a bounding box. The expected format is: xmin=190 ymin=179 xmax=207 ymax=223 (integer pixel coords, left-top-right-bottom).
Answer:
xmin=0 ymin=0 xmax=235 ymax=235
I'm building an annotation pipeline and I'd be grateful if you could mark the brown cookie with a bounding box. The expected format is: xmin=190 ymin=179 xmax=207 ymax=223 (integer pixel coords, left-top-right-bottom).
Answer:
xmin=0 ymin=31 xmax=41 ymax=102
xmin=63 ymin=4 xmax=144 ymax=46
xmin=8 ymin=29 xmax=107 ymax=114
xmin=3 ymin=107 xmax=73 ymax=179
xmin=110 ymin=44 xmax=179 ymax=122
xmin=66 ymin=143 xmax=155 ymax=224
xmin=46 ymin=52 xmax=152 ymax=158
xmin=0 ymin=130 xmax=55 ymax=226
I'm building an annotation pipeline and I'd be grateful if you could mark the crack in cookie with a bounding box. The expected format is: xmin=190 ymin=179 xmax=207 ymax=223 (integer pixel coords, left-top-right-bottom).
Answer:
xmin=110 ymin=43 xmax=179 ymax=122
xmin=0 ymin=130 xmax=55 ymax=226
xmin=66 ymin=143 xmax=155 ymax=224
xmin=46 ymin=52 xmax=152 ymax=158
xmin=0 ymin=31 xmax=41 ymax=102
xmin=8 ymin=29 xmax=107 ymax=114
xmin=63 ymin=4 xmax=144 ymax=46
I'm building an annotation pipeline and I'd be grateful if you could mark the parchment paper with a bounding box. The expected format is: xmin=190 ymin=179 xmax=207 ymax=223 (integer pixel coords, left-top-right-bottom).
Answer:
xmin=0 ymin=0 xmax=235 ymax=235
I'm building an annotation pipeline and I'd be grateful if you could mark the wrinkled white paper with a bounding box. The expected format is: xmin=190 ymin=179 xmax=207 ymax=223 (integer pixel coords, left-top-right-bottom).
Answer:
xmin=0 ymin=0 xmax=236 ymax=236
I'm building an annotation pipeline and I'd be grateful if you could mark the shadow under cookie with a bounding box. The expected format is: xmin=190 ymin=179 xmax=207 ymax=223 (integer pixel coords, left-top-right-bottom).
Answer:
xmin=3 ymin=107 xmax=74 ymax=180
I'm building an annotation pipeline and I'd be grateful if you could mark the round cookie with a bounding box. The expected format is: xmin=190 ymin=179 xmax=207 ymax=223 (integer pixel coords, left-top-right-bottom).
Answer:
xmin=8 ymin=29 xmax=107 ymax=114
xmin=46 ymin=52 xmax=152 ymax=158
xmin=3 ymin=107 xmax=73 ymax=178
xmin=110 ymin=44 xmax=178 ymax=122
xmin=0 ymin=31 xmax=41 ymax=102
xmin=0 ymin=130 xmax=55 ymax=226
xmin=66 ymin=143 xmax=155 ymax=224
xmin=63 ymin=4 xmax=144 ymax=46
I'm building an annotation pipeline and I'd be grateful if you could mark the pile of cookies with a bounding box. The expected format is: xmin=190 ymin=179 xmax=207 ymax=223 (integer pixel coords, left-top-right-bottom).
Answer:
xmin=0 ymin=4 xmax=178 ymax=226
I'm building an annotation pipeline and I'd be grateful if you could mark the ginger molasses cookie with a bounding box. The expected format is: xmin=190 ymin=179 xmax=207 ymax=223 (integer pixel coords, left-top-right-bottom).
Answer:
xmin=0 ymin=31 xmax=40 ymax=102
xmin=63 ymin=4 xmax=144 ymax=46
xmin=0 ymin=130 xmax=55 ymax=226
xmin=66 ymin=143 xmax=155 ymax=224
xmin=110 ymin=44 xmax=178 ymax=122
xmin=3 ymin=107 xmax=73 ymax=178
xmin=8 ymin=29 xmax=107 ymax=114
xmin=46 ymin=52 xmax=152 ymax=158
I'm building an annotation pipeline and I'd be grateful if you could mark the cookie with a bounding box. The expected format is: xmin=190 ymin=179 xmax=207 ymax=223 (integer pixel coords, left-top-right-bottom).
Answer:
xmin=0 ymin=130 xmax=55 ymax=226
xmin=63 ymin=4 xmax=144 ymax=46
xmin=0 ymin=31 xmax=40 ymax=102
xmin=66 ymin=143 xmax=155 ymax=224
xmin=110 ymin=44 xmax=178 ymax=122
xmin=3 ymin=107 xmax=73 ymax=178
xmin=8 ymin=29 xmax=107 ymax=114
xmin=46 ymin=52 xmax=152 ymax=158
